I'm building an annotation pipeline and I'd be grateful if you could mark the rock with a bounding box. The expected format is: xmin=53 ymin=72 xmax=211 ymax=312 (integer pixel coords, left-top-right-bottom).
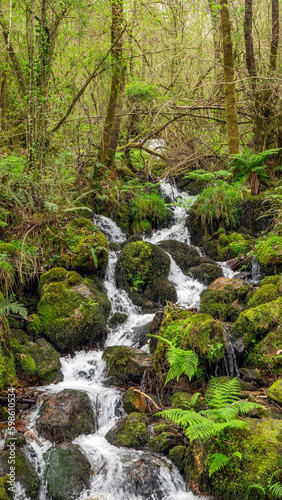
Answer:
xmin=37 ymin=268 xmax=111 ymax=352
xmin=158 ymin=240 xmax=202 ymax=273
xmin=36 ymin=389 xmax=95 ymax=443
xmin=43 ymin=443 xmax=91 ymax=500
xmin=109 ymin=241 xmax=121 ymax=251
xmin=54 ymin=217 xmax=109 ymax=277
xmin=239 ymin=195 xmax=273 ymax=237
xmin=131 ymin=321 xmax=152 ymax=348
xmin=115 ymin=241 xmax=171 ymax=308
xmin=169 ymin=446 xmax=187 ymax=474
xmin=0 ymin=448 xmax=40 ymax=499
xmin=143 ymin=277 xmax=177 ymax=310
xmin=239 ymin=368 xmax=262 ymax=384
xmin=188 ymin=263 xmax=223 ymax=286
xmin=103 ymin=346 xmax=153 ymax=384
xmin=245 ymin=327 xmax=282 ymax=373
xmin=209 ymin=277 xmax=247 ymax=291
xmin=105 ymin=412 xmax=149 ymax=448
xmin=10 ymin=334 xmax=62 ymax=383
xmin=108 ymin=312 xmax=128 ymax=328
xmin=255 ymin=234 xmax=282 ymax=274
xmin=148 ymin=431 xmax=184 ymax=454
xmin=170 ymin=391 xmax=195 ymax=409
xmin=122 ymin=388 xmax=152 ymax=414
xmin=231 ymin=297 xmax=282 ymax=348
xmin=217 ymin=231 xmax=254 ymax=260
xmin=200 ymin=281 xmax=250 ymax=322
xmin=148 ymin=310 xmax=164 ymax=352
xmin=267 ymin=379 xmax=282 ymax=403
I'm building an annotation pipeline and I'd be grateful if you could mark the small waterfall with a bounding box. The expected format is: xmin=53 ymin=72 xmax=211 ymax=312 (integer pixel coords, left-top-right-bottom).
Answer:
xmin=251 ymin=257 xmax=264 ymax=283
xmin=224 ymin=342 xmax=240 ymax=378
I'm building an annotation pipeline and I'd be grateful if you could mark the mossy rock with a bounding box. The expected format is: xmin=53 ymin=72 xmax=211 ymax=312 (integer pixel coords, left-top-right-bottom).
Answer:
xmin=255 ymin=234 xmax=282 ymax=274
xmin=245 ymin=329 xmax=282 ymax=374
xmin=45 ymin=217 xmax=109 ymax=277
xmin=217 ymin=232 xmax=254 ymax=260
xmin=231 ymin=297 xmax=282 ymax=349
xmin=37 ymin=268 xmax=110 ymax=352
xmin=122 ymin=388 xmax=151 ymax=414
xmin=115 ymin=241 xmax=170 ymax=307
xmin=0 ymin=448 xmax=40 ymax=499
xmin=158 ymin=240 xmax=202 ymax=273
xmin=26 ymin=313 xmax=41 ymax=338
xmin=108 ymin=312 xmax=128 ymax=328
xmin=267 ymin=379 xmax=282 ymax=403
xmin=36 ymin=389 xmax=95 ymax=443
xmin=188 ymin=263 xmax=223 ymax=286
xmin=170 ymin=391 xmax=195 ymax=409
xmin=103 ymin=346 xmax=153 ymax=384
xmin=148 ymin=431 xmax=184 ymax=454
xmin=43 ymin=443 xmax=91 ymax=500
xmin=143 ymin=277 xmax=177 ymax=310
xmin=0 ymin=347 xmax=17 ymax=391
xmin=247 ymin=283 xmax=280 ymax=308
xmin=105 ymin=412 xmax=149 ymax=448
xmin=200 ymin=281 xmax=250 ymax=322
xmin=168 ymin=446 xmax=187 ymax=474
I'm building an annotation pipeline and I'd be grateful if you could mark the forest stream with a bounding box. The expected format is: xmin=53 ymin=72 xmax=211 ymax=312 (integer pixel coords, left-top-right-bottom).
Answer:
xmin=11 ymin=181 xmax=231 ymax=500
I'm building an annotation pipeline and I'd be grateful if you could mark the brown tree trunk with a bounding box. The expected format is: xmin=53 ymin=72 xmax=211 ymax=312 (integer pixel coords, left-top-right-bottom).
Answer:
xmin=0 ymin=68 xmax=6 ymax=130
xmin=220 ymin=0 xmax=240 ymax=155
xmin=98 ymin=0 xmax=125 ymax=168
xmin=244 ymin=0 xmax=257 ymax=86
xmin=270 ymin=0 xmax=279 ymax=72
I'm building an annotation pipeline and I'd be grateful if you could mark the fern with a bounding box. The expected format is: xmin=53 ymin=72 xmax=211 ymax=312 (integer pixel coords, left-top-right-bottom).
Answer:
xmin=247 ymin=484 xmax=266 ymax=497
xmin=208 ymin=453 xmax=231 ymax=477
xmin=269 ymin=483 xmax=282 ymax=498
xmin=0 ymin=300 xmax=28 ymax=320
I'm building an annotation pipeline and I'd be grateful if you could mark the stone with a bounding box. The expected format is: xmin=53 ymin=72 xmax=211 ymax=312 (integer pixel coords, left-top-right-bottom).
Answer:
xmin=267 ymin=379 xmax=282 ymax=403
xmin=105 ymin=412 xmax=149 ymax=448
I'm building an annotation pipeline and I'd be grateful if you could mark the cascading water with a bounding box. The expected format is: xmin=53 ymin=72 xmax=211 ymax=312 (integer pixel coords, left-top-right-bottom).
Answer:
xmin=16 ymin=181 xmax=230 ymax=500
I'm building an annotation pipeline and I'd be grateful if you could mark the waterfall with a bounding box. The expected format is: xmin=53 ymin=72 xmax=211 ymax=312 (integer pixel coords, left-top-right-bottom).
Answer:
xmin=17 ymin=181 xmax=233 ymax=500
xmin=251 ymin=257 xmax=264 ymax=283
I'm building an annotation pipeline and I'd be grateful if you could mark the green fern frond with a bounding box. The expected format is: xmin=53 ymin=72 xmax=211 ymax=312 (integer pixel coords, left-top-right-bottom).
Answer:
xmin=208 ymin=453 xmax=231 ymax=477
xmin=205 ymin=377 xmax=241 ymax=409
xmin=232 ymin=400 xmax=263 ymax=415
xmin=187 ymin=418 xmax=248 ymax=441
xmin=269 ymin=482 xmax=282 ymax=498
xmin=156 ymin=409 xmax=207 ymax=429
xmin=0 ymin=301 xmax=28 ymax=319
xmin=246 ymin=484 xmax=266 ymax=497
xmin=232 ymin=451 xmax=242 ymax=460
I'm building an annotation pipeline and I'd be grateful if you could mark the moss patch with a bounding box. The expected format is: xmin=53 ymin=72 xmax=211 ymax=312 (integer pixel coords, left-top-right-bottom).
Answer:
xmin=105 ymin=412 xmax=149 ymax=448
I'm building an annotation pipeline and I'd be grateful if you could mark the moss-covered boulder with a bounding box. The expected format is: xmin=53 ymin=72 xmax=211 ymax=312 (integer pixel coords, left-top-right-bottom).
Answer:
xmin=158 ymin=240 xmax=202 ymax=273
xmin=123 ymin=388 xmax=152 ymax=414
xmin=231 ymin=297 xmax=282 ymax=349
xmin=108 ymin=312 xmax=128 ymax=328
xmin=245 ymin=328 xmax=282 ymax=374
xmin=247 ymin=275 xmax=281 ymax=308
xmin=188 ymin=263 xmax=223 ymax=286
xmin=105 ymin=412 xmax=149 ymax=448
xmin=0 ymin=448 xmax=40 ymax=499
xmin=10 ymin=333 xmax=61 ymax=383
xmin=103 ymin=346 xmax=153 ymax=384
xmin=43 ymin=443 xmax=91 ymax=500
xmin=255 ymin=234 xmax=282 ymax=274
xmin=36 ymin=389 xmax=95 ymax=443
xmin=37 ymin=268 xmax=110 ymax=352
xmin=200 ymin=280 xmax=251 ymax=322
xmin=0 ymin=348 xmax=17 ymax=391
xmin=267 ymin=379 xmax=282 ymax=403
xmin=115 ymin=241 xmax=171 ymax=309
xmin=45 ymin=217 xmax=109 ymax=277
xmin=143 ymin=277 xmax=177 ymax=309
xmin=217 ymin=231 xmax=254 ymax=260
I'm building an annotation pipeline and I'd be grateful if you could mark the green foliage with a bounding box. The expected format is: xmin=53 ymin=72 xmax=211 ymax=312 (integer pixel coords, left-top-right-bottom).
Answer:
xmin=230 ymin=147 xmax=281 ymax=182
xmin=130 ymin=191 xmax=169 ymax=234
xmin=207 ymin=452 xmax=231 ymax=477
xmin=0 ymin=300 xmax=28 ymax=320
xmin=255 ymin=234 xmax=282 ymax=271
xmin=194 ymin=181 xmax=244 ymax=231
xmin=125 ymin=81 xmax=159 ymax=102
xmin=184 ymin=169 xmax=232 ymax=183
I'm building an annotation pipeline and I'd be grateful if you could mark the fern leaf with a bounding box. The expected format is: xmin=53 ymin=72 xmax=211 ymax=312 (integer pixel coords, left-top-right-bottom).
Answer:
xmin=269 ymin=482 xmax=282 ymax=498
xmin=44 ymin=201 xmax=59 ymax=213
xmin=232 ymin=400 xmax=263 ymax=415
xmin=246 ymin=484 xmax=266 ymax=497
xmin=63 ymin=206 xmax=93 ymax=213
xmin=208 ymin=453 xmax=231 ymax=477
xmin=232 ymin=451 xmax=242 ymax=460
xmin=0 ymin=301 xmax=28 ymax=319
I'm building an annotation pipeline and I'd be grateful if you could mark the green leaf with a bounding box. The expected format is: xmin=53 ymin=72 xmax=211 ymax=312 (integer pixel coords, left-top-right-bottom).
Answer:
xmin=208 ymin=453 xmax=231 ymax=477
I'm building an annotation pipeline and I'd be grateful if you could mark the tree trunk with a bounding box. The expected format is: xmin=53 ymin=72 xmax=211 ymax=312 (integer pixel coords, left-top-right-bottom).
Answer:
xmin=244 ymin=0 xmax=257 ymax=86
xmin=97 ymin=0 xmax=125 ymax=168
xmin=220 ymin=0 xmax=240 ymax=155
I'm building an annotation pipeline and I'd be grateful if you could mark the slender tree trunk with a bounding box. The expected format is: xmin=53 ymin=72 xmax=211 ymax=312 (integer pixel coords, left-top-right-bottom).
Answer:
xmin=0 ymin=10 xmax=26 ymax=96
xmin=0 ymin=68 xmax=6 ymax=130
xmin=270 ymin=0 xmax=279 ymax=72
xmin=244 ymin=0 xmax=257 ymax=86
xmin=98 ymin=0 xmax=125 ymax=168
xmin=220 ymin=0 xmax=240 ymax=155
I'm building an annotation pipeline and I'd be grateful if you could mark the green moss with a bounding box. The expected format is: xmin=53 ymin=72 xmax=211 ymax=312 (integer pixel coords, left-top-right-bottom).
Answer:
xmin=267 ymin=379 xmax=282 ymax=403
xmin=169 ymin=446 xmax=187 ymax=474
xmin=130 ymin=191 xmax=170 ymax=234
xmin=245 ymin=329 xmax=282 ymax=373
xmin=0 ymin=476 xmax=12 ymax=500
xmin=16 ymin=353 xmax=37 ymax=376
xmin=261 ymin=275 xmax=281 ymax=286
xmin=37 ymin=268 xmax=110 ymax=352
xmin=255 ymin=234 xmax=282 ymax=273
xmin=27 ymin=313 xmax=41 ymax=338
xmin=200 ymin=286 xmax=247 ymax=322
xmin=231 ymin=297 xmax=282 ymax=347
xmin=107 ymin=346 xmax=133 ymax=382
xmin=217 ymin=232 xmax=253 ymax=260
xmin=14 ymin=450 xmax=40 ymax=499
xmin=105 ymin=412 xmax=149 ymax=448
xmin=0 ymin=348 xmax=17 ymax=390
xmin=247 ymin=283 xmax=279 ymax=308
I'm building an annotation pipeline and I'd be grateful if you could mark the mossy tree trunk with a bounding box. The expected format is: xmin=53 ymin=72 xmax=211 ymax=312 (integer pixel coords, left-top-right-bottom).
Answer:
xmin=97 ymin=0 xmax=125 ymax=169
xmin=219 ymin=0 xmax=240 ymax=155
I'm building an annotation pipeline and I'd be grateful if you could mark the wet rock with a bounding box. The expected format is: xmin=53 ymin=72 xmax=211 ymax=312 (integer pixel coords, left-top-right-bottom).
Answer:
xmin=123 ymin=388 xmax=152 ymax=414
xmin=36 ymin=389 xmax=95 ymax=443
xmin=43 ymin=442 xmax=91 ymax=500
xmin=188 ymin=263 xmax=223 ymax=286
xmin=148 ymin=431 xmax=184 ymax=454
xmin=106 ymin=412 xmax=149 ymax=448
xmin=245 ymin=327 xmax=282 ymax=373
xmin=131 ymin=321 xmax=152 ymax=348
xmin=37 ymin=268 xmax=110 ymax=352
xmin=158 ymin=240 xmax=202 ymax=273
xmin=109 ymin=241 xmax=121 ymax=251
xmin=103 ymin=345 xmax=153 ymax=384
xmin=200 ymin=281 xmax=251 ymax=322
xmin=108 ymin=312 xmax=128 ymax=328
xmin=115 ymin=241 xmax=171 ymax=308
xmin=267 ymin=379 xmax=282 ymax=403
xmin=143 ymin=277 xmax=177 ymax=310
xmin=209 ymin=277 xmax=247 ymax=291
xmin=0 ymin=448 xmax=40 ymax=499
xmin=239 ymin=368 xmax=262 ymax=384
xmin=169 ymin=446 xmax=187 ymax=474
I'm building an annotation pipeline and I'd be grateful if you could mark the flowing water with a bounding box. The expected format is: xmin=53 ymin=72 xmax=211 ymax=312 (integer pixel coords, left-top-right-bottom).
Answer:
xmin=15 ymin=181 xmax=235 ymax=500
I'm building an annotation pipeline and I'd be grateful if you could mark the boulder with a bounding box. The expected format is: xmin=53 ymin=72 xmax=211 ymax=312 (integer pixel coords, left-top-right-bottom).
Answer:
xmin=36 ymin=389 xmax=95 ymax=443
xmin=143 ymin=277 xmax=177 ymax=309
xmin=103 ymin=346 xmax=153 ymax=384
xmin=37 ymin=268 xmax=110 ymax=352
xmin=108 ymin=312 xmax=128 ymax=328
xmin=200 ymin=281 xmax=250 ymax=322
xmin=188 ymin=263 xmax=223 ymax=286
xmin=123 ymin=388 xmax=152 ymax=414
xmin=158 ymin=240 xmax=202 ymax=273
xmin=148 ymin=431 xmax=184 ymax=454
xmin=209 ymin=277 xmax=246 ymax=291
xmin=245 ymin=328 xmax=282 ymax=373
xmin=267 ymin=379 xmax=282 ymax=403
xmin=0 ymin=448 xmax=40 ymax=500
xmin=105 ymin=412 xmax=149 ymax=448
xmin=115 ymin=241 xmax=171 ymax=309
xmin=43 ymin=443 xmax=91 ymax=500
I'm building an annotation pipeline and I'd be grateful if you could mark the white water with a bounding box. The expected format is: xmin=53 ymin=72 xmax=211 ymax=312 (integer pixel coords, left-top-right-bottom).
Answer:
xmin=18 ymin=181 xmax=226 ymax=500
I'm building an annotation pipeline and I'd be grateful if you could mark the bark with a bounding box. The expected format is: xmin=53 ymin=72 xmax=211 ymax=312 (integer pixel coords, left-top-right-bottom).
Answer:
xmin=270 ymin=0 xmax=279 ymax=72
xmin=0 ymin=10 xmax=26 ymax=96
xmin=244 ymin=0 xmax=257 ymax=86
xmin=0 ymin=68 xmax=6 ymax=129
xmin=220 ymin=0 xmax=240 ymax=155
xmin=97 ymin=0 xmax=125 ymax=168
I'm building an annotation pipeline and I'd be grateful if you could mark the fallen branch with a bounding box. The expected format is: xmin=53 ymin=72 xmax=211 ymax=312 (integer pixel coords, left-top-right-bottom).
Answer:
xmin=131 ymin=388 xmax=163 ymax=411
